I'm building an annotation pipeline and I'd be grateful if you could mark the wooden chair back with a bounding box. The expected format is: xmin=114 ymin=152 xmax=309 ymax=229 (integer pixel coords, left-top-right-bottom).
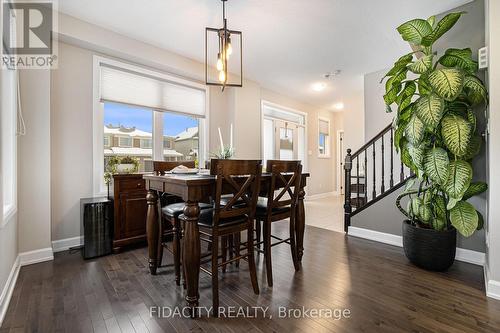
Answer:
xmin=212 ymin=160 xmax=262 ymax=228
xmin=265 ymin=160 xmax=302 ymax=212
xmin=153 ymin=160 xmax=196 ymax=175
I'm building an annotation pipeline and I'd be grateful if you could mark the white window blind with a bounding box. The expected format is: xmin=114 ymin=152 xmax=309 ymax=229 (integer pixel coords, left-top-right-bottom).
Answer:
xmin=319 ymin=119 xmax=330 ymax=135
xmin=99 ymin=65 xmax=206 ymax=117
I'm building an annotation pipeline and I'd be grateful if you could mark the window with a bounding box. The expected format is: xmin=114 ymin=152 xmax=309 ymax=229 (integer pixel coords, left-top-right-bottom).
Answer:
xmin=140 ymin=138 xmax=152 ymax=149
xmin=318 ymin=117 xmax=331 ymax=158
xmin=103 ymin=135 xmax=110 ymax=147
xmin=1 ymin=62 xmax=17 ymax=222
xmin=261 ymin=101 xmax=307 ymax=169
xmin=104 ymin=103 xmax=153 ymax=172
xmin=94 ymin=56 xmax=208 ymax=195
xmin=163 ymin=112 xmax=199 ymax=161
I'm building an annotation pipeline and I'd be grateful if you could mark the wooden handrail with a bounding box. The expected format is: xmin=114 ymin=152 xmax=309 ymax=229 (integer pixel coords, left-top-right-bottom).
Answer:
xmin=351 ymin=123 xmax=392 ymax=159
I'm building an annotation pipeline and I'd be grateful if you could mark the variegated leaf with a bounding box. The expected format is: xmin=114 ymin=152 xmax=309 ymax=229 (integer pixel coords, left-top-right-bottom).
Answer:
xmin=462 ymin=182 xmax=488 ymax=200
xmin=423 ymin=147 xmax=449 ymax=185
xmin=463 ymin=75 xmax=488 ymax=105
xmin=428 ymin=68 xmax=465 ymax=101
xmin=421 ymin=12 xmax=465 ymax=46
xmin=397 ymin=19 xmax=433 ymax=44
xmin=405 ymin=114 xmax=425 ymax=145
xmin=462 ymin=135 xmax=481 ymax=161
xmin=414 ymin=94 xmax=445 ymax=129
xmin=445 ymin=160 xmax=472 ymax=199
xmin=441 ymin=115 xmax=472 ymax=157
xmin=408 ymin=144 xmax=425 ymax=170
xmin=438 ymin=48 xmax=478 ymax=73
xmin=407 ymin=54 xmax=433 ymax=74
xmin=450 ymin=200 xmax=478 ymax=237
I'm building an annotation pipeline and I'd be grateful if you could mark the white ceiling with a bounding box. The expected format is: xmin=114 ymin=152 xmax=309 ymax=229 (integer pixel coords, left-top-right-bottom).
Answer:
xmin=58 ymin=0 xmax=472 ymax=111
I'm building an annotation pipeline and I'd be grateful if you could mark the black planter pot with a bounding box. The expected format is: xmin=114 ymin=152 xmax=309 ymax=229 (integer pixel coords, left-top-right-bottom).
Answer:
xmin=402 ymin=220 xmax=456 ymax=271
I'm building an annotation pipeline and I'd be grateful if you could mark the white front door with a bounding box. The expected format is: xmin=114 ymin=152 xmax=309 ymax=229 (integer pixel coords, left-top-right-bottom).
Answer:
xmin=274 ymin=120 xmax=299 ymax=160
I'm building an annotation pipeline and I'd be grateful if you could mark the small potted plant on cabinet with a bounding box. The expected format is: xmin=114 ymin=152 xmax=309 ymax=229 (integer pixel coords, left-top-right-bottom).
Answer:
xmin=383 ymin=12 xmax=488 ymax=271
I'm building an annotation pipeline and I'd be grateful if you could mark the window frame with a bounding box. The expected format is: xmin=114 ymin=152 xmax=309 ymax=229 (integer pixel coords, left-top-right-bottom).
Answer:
xmin=92 ymin=56 xmax=209 ymax=195
xmin=117 ymin=135 xmax=133 ymax=147
xmin=140 ymin=138 xmax=153 ymax=149
xmin=317 ymin=116 xmax=331 ymax=159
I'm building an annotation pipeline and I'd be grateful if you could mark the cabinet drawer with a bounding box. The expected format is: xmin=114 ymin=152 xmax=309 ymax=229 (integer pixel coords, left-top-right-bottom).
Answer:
xmin=119 ymin=178 xmax=146 ymax=192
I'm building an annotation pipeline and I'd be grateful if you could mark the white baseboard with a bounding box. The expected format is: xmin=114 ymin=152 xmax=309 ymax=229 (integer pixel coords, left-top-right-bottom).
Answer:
xmin=18 ymin=248 xmax=54 ymax=266
xmin=306 ymin=191 xmax=338 ymax=200
xmin=486 ymin=278 xmax=500 ymax=300
xmin=0 ymin=257 xmax=20 ymax=327
xmin=348 ymin=226 xmax=485 ymax=266
xmin=52 ymin=236 xmax=83 ymax=253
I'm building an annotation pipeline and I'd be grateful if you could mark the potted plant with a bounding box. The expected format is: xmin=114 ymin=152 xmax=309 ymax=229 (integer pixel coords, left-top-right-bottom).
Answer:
xmin=383 ymin=12 xmax=488 ymax=271
xmin=104 ymin=156 xmax=140 ymax=198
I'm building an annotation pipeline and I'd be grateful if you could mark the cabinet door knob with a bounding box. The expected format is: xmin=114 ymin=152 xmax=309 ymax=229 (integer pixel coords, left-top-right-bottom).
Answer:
xmin=137 ymin=183 xmax=142 ymax=187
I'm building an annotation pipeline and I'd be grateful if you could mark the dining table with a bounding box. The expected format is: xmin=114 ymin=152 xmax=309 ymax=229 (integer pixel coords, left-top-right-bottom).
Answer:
xmin=143 ymin=170 xmax=309 ymax=312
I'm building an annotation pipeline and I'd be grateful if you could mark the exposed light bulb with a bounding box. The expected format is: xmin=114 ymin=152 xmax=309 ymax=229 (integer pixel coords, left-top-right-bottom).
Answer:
xmin=218 ymin=70 xmax=226 ymax=83
xmin=216 ymin=54 xmax=223 ymax=71
xmin=226 ymin=41 xmax=233 ymax=56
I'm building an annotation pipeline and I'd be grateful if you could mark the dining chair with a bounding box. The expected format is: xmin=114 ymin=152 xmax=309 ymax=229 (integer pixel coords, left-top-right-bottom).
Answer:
xmin=255 ymin=160 xmax=302 ymax=287
xmin=154 ymin=160 xmax=211 ymax=286
xmin=182 ymin=159 xmax=261 ymax=317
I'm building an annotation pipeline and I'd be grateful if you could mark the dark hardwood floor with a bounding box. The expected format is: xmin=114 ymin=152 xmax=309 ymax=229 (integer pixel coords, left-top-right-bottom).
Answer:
xmin=2 ymin=222 xmax=500 ymax=333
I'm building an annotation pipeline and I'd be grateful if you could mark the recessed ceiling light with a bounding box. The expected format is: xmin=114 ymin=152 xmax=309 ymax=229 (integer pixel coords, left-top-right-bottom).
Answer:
xmin=333 ymin=102 xmax=344 ymax=110
xmin=312 ymin=82 xmax=326 ymax=92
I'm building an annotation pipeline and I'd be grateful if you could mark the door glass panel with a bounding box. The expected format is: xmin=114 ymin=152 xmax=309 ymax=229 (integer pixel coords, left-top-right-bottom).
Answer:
xmin=279 ymin=127 xmax=294 ymax=160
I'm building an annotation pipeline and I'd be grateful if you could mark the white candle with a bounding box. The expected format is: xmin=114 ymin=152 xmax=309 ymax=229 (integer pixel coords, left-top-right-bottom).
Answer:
xmin=218 ymin=127 xmax=224 ymax=154
xmin=230 ymin=123 xmax=233 ymax=150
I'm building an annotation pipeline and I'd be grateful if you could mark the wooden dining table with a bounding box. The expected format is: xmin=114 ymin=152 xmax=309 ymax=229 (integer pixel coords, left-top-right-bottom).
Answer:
xmin=143 ymin=171 xmax=309 ymax=311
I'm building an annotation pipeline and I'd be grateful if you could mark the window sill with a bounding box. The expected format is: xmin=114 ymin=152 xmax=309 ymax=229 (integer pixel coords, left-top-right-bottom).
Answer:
xmin=1 ymin=205 xmax=17 ymax=228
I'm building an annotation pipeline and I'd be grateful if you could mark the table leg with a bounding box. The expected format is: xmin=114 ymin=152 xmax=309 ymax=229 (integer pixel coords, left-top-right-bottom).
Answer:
xmin=146 ymin=190 xmax=159 ymax=275
xmin=296 ymin=188 xmax=306 ymax=262
xmin=182 ymin=201 xmax=201 ymax=315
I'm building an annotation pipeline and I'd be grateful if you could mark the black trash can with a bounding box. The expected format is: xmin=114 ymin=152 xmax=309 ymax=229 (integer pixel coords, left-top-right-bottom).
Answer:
xmin=80 ymin=197 xmax=114 ymax=259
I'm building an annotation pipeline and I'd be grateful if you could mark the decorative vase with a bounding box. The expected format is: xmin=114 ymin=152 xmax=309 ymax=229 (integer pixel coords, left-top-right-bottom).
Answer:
xmin=402 ymin=220 xmax=456 ymax=271
xmin=116 ymin=163 xmax=135 ymax=174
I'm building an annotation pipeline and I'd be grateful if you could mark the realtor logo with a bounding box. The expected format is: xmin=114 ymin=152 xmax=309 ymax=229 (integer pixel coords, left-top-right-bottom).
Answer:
xmin=2 ymin=0 xmax=58 ymax=69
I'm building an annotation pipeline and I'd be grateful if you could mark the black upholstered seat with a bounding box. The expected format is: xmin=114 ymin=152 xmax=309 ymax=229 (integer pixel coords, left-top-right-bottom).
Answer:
xmin=255 ymin=197 xmax=291 ymax=217
xmin=161 ymin=202 xmax=212 ymax=219
xmin=179 ymin=208 xmax=248 ymax=227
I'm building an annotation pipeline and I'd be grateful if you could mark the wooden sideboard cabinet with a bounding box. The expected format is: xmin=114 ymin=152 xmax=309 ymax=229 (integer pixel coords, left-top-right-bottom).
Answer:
xmin=110 ymin=173 xmax=148 ymax=251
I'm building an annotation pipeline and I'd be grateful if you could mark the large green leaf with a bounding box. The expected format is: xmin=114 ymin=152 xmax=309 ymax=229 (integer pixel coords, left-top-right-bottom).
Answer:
xmin=477 ymin=211 xmax=484 ymax=230
xmin=411 ymin=197 xmax=423 ymax=218
xmin=407 ymin=54 xmax=433 ymax=74
xmin=397 ymin=19 xmax=433 ymax=44
xmin=408 ymin=144 xmax=425 ymax=170
xmin=445 ymin=160 xmax=473 ymax=199
xmin=462 ymin=135 xmax=481 ymax=160
xmin=427 ymin=15 xmax=436 ymax=28
xmin=463 ymin=75 xmax=488 ymax=105
xmin=414 ymin=94 xmax=445 ymax=129
xmin=423 ymin=147 xmax=449 ymax=185
xmin=417 ymin=73 xmax=432 ymax=95
xmin=421 ymin=12 xmax=465 ymax=46
xmin=441 ymin=115 xmax=472 ymax=156
xmin=419 ymin=204 xmax=433 ymax=223
xmin=384 ymin=69 xmax=407 ymax=105
xmin=463 ymin=182 xmax=488 ymax=200
xmin=405 ymin=114 xmax=425 ymax=145
xmin=438 ymin=48 xmax=478 ymax=73
xmin=450 ymin=200 xmax=478 ymax=237
xmin=434 ymin=195 xmax=447 ymax=220
xmin=396 ymin=81 xmax=416 ymax=109
xmin=432 ymin=217 xmax=447 ymax=231
xmin=381 ymin=54 xmax=414 ymax=81
xmin=467 ymin=109 xmax=476 ymax=133
xmin=428 ymin=68 xmax=465 ymax=101
xmin=401 ymin=141 xmax=418 ymax=172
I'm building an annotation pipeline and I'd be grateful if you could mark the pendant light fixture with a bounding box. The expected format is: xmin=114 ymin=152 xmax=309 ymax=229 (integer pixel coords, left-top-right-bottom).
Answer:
xmin=205 ymin=0 xmax=242 ymax=91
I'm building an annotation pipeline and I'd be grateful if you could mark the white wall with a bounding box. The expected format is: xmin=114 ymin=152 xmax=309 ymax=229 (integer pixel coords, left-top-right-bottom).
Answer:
xmin=486 ymin=0 xmax=500 ymax=299
xmin=18 ymin=70 xmax=53 ymax=253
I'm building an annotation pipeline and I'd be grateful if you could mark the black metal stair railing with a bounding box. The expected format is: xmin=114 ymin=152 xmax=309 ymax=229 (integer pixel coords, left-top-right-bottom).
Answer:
xmin=343 ymin=123 xmax=414 ymax=232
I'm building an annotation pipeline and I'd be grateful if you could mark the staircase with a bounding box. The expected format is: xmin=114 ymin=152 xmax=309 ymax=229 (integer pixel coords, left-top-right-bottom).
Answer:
xmin=343 ymin=123 xmax=414 ymax=232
